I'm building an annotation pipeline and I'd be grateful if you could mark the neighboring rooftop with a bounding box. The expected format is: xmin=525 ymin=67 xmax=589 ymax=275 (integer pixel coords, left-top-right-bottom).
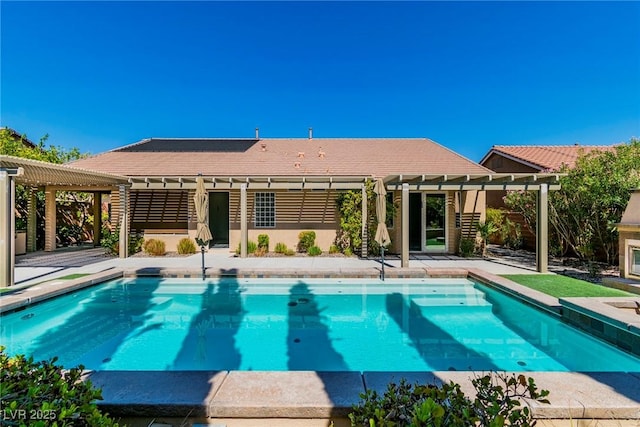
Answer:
xmin=480 ymin=144 xmax=616 ymax=171
xmin=69 ymin=137 xmax=493 ymax=177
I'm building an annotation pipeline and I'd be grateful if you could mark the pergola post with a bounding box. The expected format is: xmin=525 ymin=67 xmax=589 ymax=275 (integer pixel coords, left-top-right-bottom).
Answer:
xmin=93 ymin=192 xmax=102 ymax=246
xmin=44 ymin=187 xmax=56 ymax=252
xmin=536 ymin=183 xmax=549 ymax=273
xmin=0 ymin=169 xmax=19 ymax=287
xmin=401 ymin=183 xmax=409 ymax=267
xmin=118 ymin=184 xmax=129 ymax=258
xmin=27 ymin=186 xmax=37 ymax=252
xmin=240 ymin=183 xmax=248 ymax=258
xmin=361 ymin=183 xmax=367 ymax=257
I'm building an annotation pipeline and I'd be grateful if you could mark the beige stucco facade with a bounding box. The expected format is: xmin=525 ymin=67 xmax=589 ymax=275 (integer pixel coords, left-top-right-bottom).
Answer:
xmin=113 ymin=187 xmax=487 ymax=256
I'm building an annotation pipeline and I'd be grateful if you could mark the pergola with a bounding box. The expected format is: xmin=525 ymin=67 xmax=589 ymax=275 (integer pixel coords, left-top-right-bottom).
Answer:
xmin=0 ymin=155 xmax=128 ymax=287
xmin=127 ymin=172 xmax=561 ymax=269
xmin=1 ymin=154 xmax=563 ymax=287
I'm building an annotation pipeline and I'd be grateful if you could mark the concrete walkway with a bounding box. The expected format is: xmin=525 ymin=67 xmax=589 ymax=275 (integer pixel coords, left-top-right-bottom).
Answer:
xmin=13 ymin=246 xmax=535 ymax=289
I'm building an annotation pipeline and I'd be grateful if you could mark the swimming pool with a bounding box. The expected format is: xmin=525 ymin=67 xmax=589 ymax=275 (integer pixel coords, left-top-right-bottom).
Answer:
xmin=2 ymin=277 xmax=639 ymax=372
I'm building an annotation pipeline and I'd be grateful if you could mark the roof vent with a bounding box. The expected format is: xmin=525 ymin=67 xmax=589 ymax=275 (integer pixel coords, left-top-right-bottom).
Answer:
xmin=261 ymin=142 xmax=267 ymax=152
xmin=298 ymin=151 xmax=305 ymax=158
xmin=308 ymin=127 xmax=313 ymax=140
xmin=255 ymin=127 xmax=260 ymax=139
xmin=294 ymin=161 xmax=301 ymax=169
xmin=318 ymin=150 xmax=325 ymax=159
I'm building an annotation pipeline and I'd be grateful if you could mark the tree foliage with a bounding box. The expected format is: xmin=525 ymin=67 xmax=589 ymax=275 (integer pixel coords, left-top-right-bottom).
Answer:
xmin=1 ymin=128 xmax=88 ymax=248
xmin=335 ymin=181 xmax=397 ymax=256
xmin=0 ymin=128 xmax=84 ymax=164
xmin=504 ymin=138 xmax=640 ymax=263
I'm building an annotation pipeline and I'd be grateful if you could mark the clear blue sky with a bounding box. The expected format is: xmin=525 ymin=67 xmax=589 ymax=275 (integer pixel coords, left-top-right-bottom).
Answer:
xmin=2 ymin=1 xmax=639 ymax=162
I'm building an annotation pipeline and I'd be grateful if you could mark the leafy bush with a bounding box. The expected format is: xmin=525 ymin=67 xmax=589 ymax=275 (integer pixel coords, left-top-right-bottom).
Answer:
xmin=349 ymin=372 xmax=549 ymax=427
xmin=486 ymin=208 xmax=506 ymax=242
xmin=329 ymin=244 xmax=340 ymax=254
xmin=274 ymin=242 xmax=288 ymax=254
xmin=505 ymin=138 xmax=640 ymax=264
xmin=333 ymin=229 xmax=352 ymax=254
xmin=100 ymin=227 xmax=119 ymax=255
xmin=100 ymin=228 xmax=143 ymax=256
xmin=297 ymin=231 xmax=316 ymax=252
xmin=177 ymin=237 xmax=196 ymax=254
xmin=235 ymin=240 xmax=257 ymax=255
xmin=335 ymin=180 xmax=397 ymax=256
xmin=0 ymin=346 xmax=121 ymax=426
xmin=307 ymin=245 xmax=322 ymax=256
xmin=501 ymin=218 xmax=524 ymax=250
xmin=143 ymin=238 xmax=166 ymax=256
xmin=476 ymin=221 xmax=498 ymax=257
xmin=257 ymin=234 xmax=270 ymax=251
xmin=458 ymin=238 xmax=476 ymax=257
xmin=57 ymin=224 xmax=85 ymax=246
xmin=284 ymin=249 xmax=295 ymax=256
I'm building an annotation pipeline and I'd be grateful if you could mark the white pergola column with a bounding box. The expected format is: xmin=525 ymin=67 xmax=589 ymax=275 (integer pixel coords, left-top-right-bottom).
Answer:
xmin=536 ymin=183 xmax=549 ymax=273
xmin=44 ymin=187 xmax=56 ymax=252
xmin=1 ymin=167 xmax=23 ymax=287
xmin=361 ymin=184 xmax=367 ymax=256
xmin=240 ymin=183 xmax=247 ymax=258
xmin=118 ymin=184 xmax=129 ymax=258
xmin=401 ymin=183 xmax=409 ymax=267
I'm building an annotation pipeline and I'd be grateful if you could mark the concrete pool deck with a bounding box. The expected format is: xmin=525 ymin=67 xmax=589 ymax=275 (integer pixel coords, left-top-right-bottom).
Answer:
xmin=3 ymin=249 xmax=640 ymax=425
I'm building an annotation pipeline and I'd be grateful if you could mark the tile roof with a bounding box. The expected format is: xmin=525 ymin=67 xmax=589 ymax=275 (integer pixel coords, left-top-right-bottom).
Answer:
xmin=484 ymin=145 xmax=616 ymax=171
xmin=69 ymin=137 xmax=492 ymax=177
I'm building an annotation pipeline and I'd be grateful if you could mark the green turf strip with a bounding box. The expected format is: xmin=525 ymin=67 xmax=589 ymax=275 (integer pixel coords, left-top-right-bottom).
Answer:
xmin=500 ymin=274 xmax=633 ymax=298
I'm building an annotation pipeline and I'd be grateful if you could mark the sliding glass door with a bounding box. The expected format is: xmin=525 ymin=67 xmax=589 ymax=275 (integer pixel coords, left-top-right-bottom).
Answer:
xmin=409 ymin=192 xmax=447 ymax=252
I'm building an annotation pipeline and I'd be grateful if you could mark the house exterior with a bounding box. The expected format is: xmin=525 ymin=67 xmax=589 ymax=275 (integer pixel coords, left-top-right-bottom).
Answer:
xmin=2 ymin=135 xmax=562 ymax=286
xmin=69 ymin=136 xmax=497 ymax=258
xmin=68 ymin=135 xmax=561 ymax=267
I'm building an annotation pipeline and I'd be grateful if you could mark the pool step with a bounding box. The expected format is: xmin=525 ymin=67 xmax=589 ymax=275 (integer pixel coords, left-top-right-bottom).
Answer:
xmin=411 ymin=296 xmax=491 ymax=307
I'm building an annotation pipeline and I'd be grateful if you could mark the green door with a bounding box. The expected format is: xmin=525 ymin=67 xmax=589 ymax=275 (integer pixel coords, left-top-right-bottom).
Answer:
xmin=209 ymin=192 xmax=229 ymax=246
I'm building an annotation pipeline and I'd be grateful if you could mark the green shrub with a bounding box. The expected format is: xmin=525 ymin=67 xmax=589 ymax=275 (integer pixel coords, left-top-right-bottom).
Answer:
xmin=476 ymin=221 xmax=498 ymax=257
xmin=329 ymin=244 xmax=340 ymax=254
xmin=0 ymin=346 xmax=121 ymax=426
xmin=458 ymin=237 xmax=476 ymax=257
xmin=129 ymin=233 xmax=144 ymax=255
xmin=284 ymin=248 xmax=295 ymax=256
xmin=177 ymin=237 xmax=197 ymax=254
xmin=344 ymin=247 xmax=353 ymax=257
xmin=486 ymin=207 xmax=506 ymax=242
xmin=143 ymin=238 xmax=166 ymax=256
xmin=501 ymin=218 xmax=524 ymax=250
xmin=100 ymin=227 xmax=119 ymax=255
xmin=307 ymin=245 xmax=322 ymax=256
xmin=274 ymin=242 xmax=288 ymax=254
xmin=235 ymin=240 xmax=257 ymax=255
xmin=100 ymin=228 xmax=143 ymax=256
xmin=297 ymin=231 xmax=316 ymax=252
xmin=349 ymin=372 xmax=549 ymax=427
xmin=257 ymin=234 xmax=269 ymax=251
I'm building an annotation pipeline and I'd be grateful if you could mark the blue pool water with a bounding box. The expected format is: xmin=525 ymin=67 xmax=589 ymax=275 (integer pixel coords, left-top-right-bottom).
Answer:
xmin=1 ymin=278 xmax=639 ymax=372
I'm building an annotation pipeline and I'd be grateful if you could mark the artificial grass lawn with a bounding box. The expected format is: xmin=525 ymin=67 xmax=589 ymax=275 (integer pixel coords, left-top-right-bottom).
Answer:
xmin=501 ymin=274 xmax=633 ymax=298
xmin=57 ymin=273 xmax=90 ymax=280
xmin=0 ymin=273 xmax=90 ymax=294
